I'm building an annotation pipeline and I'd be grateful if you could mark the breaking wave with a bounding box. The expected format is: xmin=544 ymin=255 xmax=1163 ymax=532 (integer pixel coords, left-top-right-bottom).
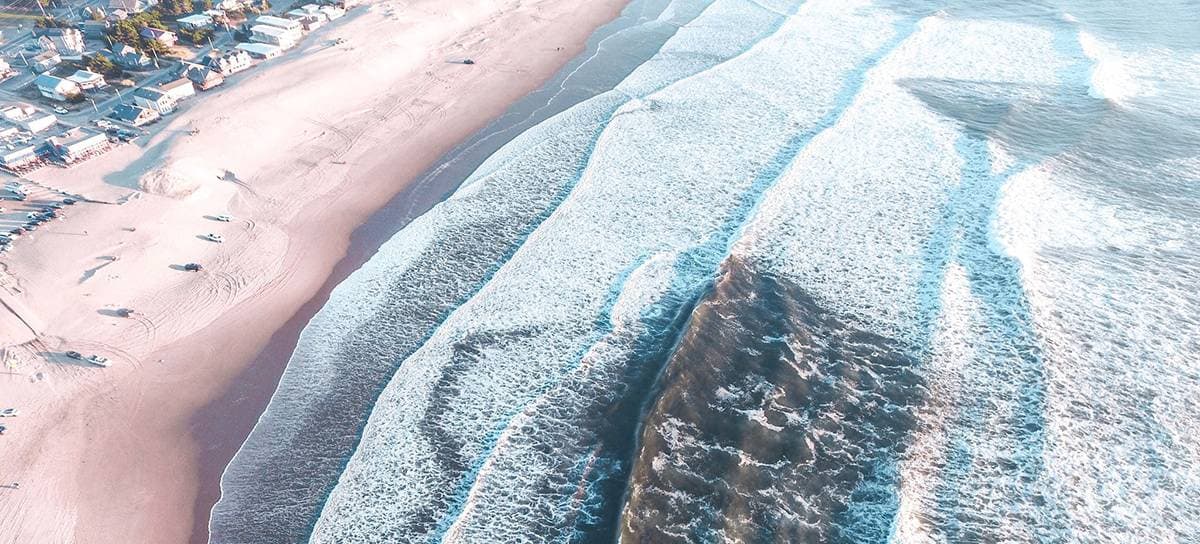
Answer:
xmin=211 ymin=0 xmax=1200 ymax=542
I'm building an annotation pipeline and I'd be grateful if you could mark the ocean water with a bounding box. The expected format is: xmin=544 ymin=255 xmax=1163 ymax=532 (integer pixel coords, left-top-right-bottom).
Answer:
xmin=210 ymin=0 xmax=1200 ymax=542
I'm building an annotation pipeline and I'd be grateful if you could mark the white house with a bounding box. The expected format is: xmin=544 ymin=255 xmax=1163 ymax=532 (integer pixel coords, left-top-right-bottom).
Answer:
xmin=1 ymin=104 xmax=37 ymax=122
xmin=36 ymin=28 xmax=85 ymax=57
xmin=204 ymin=49 xmax=252 ymax=75
xmin=249 ymin=25 xmax=299 ymax=49
xmin=31 ymin=50 xmax=61 ymax=73
xmin=67 ymin=70 xmax=107 ymax=90
xmin=131 ymin=87 xmax=176 ymax=114
xmin=34 ymin=74 xmax=81 ymax=101
xmin=23 ymin=113 xmax=59 ymax=133
xmin=255 ymin=15 xmax=302 ymax=32
xmin=47 ymin=128 xmax=109 ymax=163
xmin=0 ymin=145 xmax=40 ymax=171
xmin=177 ymin=14 xmax=214 ymax=30
xmin=288 ymin=10 xmax=328 ymax=31
xmin=236 ymin=42 xmax=282 ymax=59
xmin=318 ymin=5 xmax=345 ymax=20
xmin=158 ymin=78 xmax=196 ymax=102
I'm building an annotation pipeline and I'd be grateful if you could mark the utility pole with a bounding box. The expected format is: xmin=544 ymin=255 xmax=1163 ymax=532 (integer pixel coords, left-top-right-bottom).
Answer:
xmin=88 ymin=97 xmax=98 ymax=114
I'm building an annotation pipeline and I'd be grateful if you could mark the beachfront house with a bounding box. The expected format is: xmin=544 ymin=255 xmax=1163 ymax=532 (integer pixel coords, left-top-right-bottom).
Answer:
xmin=110 ymin=103 xmax=160 ymax=126
xmin=186 ymin=64 xmax=224 ymax=90
xmin=35 ymin=28 xmax=86 ymax=57
xmin=31 ymin=50 xmax=62 ymax=74
xmin=318 ymin=5 xmax=345 ymax=20
xmin=203 ymin=49 xmax=252 ymax=76
xmin=132 ymin=87 xmax=177 ymax=114
xmin=0 ymin=145 xmax=41 ymax=172
xmin=235 ymin=42 xmax=282 ymax=60
xmin=250 ymin=24 xmax=300 ymax=50
xmin=34 ymin=74 xmax=82 ymax=101
xmin=22 ymin=112 xmax=59 ymax=133
xmin=255 ymin=15 xmax=303 ymax=32
xmin=159 ymin=78 xmax=196 ymax=102
xmin=67 ymin=70 xmax=107 ymax=90
xmin=177 ymin=14 xmax=214 ymax=31
xmin=140 ymin=27 xmax=178 ymax=48
xmin=107 ymin=44 xmax=152 ymax=70
xmin=45 ymin=128 xmax=109 ymax=164
xmin=286 ymin=10 xmax=327 ymax=31
xmin=109 ymin=0 xmax=157 ymax=13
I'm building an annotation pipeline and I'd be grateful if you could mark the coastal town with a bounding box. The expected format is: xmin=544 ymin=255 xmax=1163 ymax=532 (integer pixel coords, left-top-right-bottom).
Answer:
xmin=0 ymin=0 xmax=353 ymax=254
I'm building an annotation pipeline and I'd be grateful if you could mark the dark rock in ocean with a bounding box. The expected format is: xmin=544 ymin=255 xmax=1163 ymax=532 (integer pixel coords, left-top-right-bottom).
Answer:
xmin=620 ymin=256 xmax=925 ymax=543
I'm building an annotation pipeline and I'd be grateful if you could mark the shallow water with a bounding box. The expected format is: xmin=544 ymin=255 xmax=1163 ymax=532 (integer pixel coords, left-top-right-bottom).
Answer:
xmin=211 ymin=0 xmax=1200 ymax=542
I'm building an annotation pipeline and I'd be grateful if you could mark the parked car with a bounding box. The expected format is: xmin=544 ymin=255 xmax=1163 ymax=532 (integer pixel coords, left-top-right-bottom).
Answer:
xmin=184 ymin=263 xmax=203 ymax=272
xmin=86 ymin=355 xmax=109 ymax=367
xmin=62 ymin=197 xmax=77 ymax=205
xmin=53 ymin=106 xmax=68 ymax=115
xmin=0 ymin=408 xmax=17 ymax=417
xmin=214 ymin=214 xmax=232 ymax=222
xmin=65 ymin=351 xmax=83 ymax=360
xmin=204 ymin=233 xmax=224 ymax=243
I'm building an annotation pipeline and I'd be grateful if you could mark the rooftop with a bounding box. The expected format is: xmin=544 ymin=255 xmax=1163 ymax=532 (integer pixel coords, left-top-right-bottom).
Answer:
xmin=132 ymin=87 xmax=168 ymax=100
xmin=159 ymin=78 xmax=192 ymax=91
xmin=250 ymin=25 xmax=292 ymax=38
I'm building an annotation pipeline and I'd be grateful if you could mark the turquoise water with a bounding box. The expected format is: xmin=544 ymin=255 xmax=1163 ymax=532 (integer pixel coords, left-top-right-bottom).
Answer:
xmin=211 ymin=0 xmax=1200 ymax=542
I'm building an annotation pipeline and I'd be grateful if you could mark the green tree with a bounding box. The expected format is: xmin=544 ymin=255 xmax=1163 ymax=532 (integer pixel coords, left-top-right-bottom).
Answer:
xmin=86 ymin=54 xmax=122 ymax=77
xmin=107 ymin=19 xmax=140 ymax=47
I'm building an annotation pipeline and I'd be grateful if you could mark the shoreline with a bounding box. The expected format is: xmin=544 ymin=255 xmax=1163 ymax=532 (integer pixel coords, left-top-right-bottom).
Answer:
xmin=0 ymin=1 xmax=630 ymax=541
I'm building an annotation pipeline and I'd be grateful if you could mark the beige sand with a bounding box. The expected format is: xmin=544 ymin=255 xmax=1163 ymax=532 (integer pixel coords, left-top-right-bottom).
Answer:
xmin=0 ymin=0 xmax=627 ymax=541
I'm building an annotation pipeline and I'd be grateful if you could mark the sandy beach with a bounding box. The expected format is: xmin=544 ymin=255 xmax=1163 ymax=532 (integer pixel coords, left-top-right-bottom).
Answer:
xmin=0 ymin=0 xmax=627 ymax=541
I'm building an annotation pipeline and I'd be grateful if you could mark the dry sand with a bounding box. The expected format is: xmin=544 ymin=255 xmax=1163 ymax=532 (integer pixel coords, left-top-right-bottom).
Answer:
xmin=0 ymin=0 xmax=627 ymax=541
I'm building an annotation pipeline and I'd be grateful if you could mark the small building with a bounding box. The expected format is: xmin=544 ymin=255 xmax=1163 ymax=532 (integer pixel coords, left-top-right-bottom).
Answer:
xmin=286 ymin=11 xmax=326 ymax=31
xmin=158 ymin=78 xmax=195 ymax=102
xmin=1 ymin=104 xmax=37 ymax=122
xmin=81 ymin=20 xmax=112 ymax=39
xmin=67 ymin=70 xmax=107 ymax=90
xmin=23 ymin=113 xmax=59 ymax=133
xmin=216 ymin=0 xmax=249 ymax=10
xmin=0 ymin=59 xmax=12 ymax=80
xmin=0 ymin=145 xmax=41 ymax=171
xmin=107 ymin=44 xmax=152 ymax=70
xmin=318 ymin=5 xmax=345 ymax=20
xmin=34 ymin=74 xmax=82 ymax=101
xmin=110 ymin=103 xmax=159 ymax=126
xmin=235 ymin=42 xmax=282 ymax=60
xmin=204 ymin=49 xmax=252 ymax=75
xmin=109 ymin=0 xmax=157 ymax=13
xmin=140 ymin=27 xmax=178 ymax=47
xmin=132 ymin=87 xmax=176 ymax=114
xmin=177 ymin=14 xmax=214 ymax=30
xmin=31 ymin=50 xmax=62 ymax=74
xmin=186 ymin=64 xmax=224 ymax=90
xmin=249 ymin=25 xmax=299 ymax=49
xmin=46 ymin=128 xmax=110 ymax=163
xmin=255 ymin=15 xmax=302 ymax=32
xmin=35 ymin=28 xmax=85 ymax=57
